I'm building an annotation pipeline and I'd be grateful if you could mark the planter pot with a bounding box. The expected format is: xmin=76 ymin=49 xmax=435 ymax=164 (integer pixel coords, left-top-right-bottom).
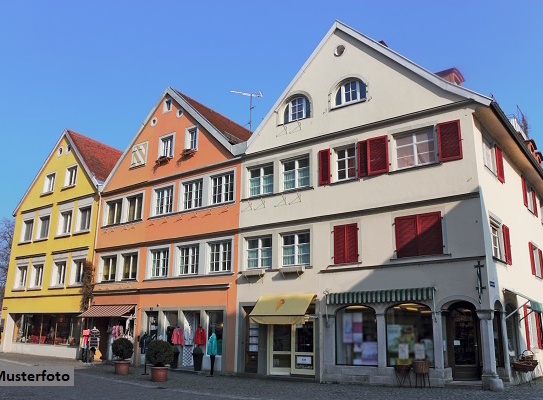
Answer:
xmin=150 ymin=366 xmax=169 ymax=382
xmin=114 ymin=360 xmax=130 ymax=375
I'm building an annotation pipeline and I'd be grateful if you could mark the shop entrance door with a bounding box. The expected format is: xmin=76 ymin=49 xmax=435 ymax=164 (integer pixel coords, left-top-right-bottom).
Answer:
xmin=268 ymin=320 xmax=315 ymax=376
xmin=447 ymin=302 xmax=481 ymax=380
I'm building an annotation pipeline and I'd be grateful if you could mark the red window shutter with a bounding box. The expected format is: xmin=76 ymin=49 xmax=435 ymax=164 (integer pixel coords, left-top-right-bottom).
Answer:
xmin=525 ymin=305 xmax=531 ymax=350
xmin=537 ymin=313 xmax=543 ymax=349
xmin=532 ymin=191 xmax=538 ymax=217
xmin=345 ymin=223 xmax=359 ymax=263
xmin=495 ymin=146 xmax=505 ymax=183
xmin=529 ymin=242 xmax=536 ymax=275
xmin=502 ymin=225 xmax=512 ymax=265
xmin=395 ymin=216 xmax=418 ymax=258
xmin=357 ymin=141 xmax=368 ymax=178
xmin=367 ymin=135 xmax=389 ymax=175
xmin=539 ymin=249 xmax=543 ymax=277
xmin=318 ymin=149 xmax=331 ymax=186
xmin=437 ymin=120 xmax=463 ymax=162
xmin=333 ymin=225 xmax=346 ymax=264
xmin=417 ymin=212 xmax=443 ymax=256
xmin=522 ymin=177 xmax=528 ymax=207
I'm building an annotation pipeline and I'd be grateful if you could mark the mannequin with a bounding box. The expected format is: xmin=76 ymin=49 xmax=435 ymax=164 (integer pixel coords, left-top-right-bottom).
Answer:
xmin=207 ymin=333 xmax=217 ymax=376
xmin=89 ymin=326 xmax=100 ymax=364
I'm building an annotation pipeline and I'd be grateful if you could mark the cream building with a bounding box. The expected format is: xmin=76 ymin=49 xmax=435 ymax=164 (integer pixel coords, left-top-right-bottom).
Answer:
xmin=234 ymin=21 xmax=543 ymax=390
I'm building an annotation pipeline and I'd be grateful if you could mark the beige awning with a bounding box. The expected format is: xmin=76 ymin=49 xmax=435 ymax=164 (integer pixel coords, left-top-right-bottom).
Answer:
xmin=78 ymin=304 xmax=135 ymax=318
xmin=249 ymin=293 xmax=316 ymax=325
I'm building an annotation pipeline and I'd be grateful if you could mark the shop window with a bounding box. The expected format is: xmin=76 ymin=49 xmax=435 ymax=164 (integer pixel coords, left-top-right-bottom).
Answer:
xmin=14 ymin=313 xmax=80 ymax=346
xmin=335 ymin=306 xmax=377 ymax=366
xmin=207 ymin=311 xmax=223 ymax=356
xmin=386 ymin=303 xmax=434 ymax=366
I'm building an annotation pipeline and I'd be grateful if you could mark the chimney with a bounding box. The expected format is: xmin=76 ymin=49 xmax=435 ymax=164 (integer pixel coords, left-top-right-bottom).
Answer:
xmin=435 ymin=67 xmax=465 ymax=86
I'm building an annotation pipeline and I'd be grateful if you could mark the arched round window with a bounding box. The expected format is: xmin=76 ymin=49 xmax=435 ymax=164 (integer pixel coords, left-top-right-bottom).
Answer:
xmin=335 ymin=305 xmax=377 ymax=366
xmin=386 ymin=303 xmax=434 ymax=366
xmin=335 ymin=79 xmax=366 ymax=107
xmin=284 ymin=95 xmax=310 ymax=124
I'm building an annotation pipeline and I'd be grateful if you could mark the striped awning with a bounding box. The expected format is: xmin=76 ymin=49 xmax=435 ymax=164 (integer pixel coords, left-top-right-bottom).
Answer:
xmin=327 ymin=287 xmax=435 ymax=305
xmin=78 ymin=304 xmax=135 ymax=318
xmin=504 ymin=288 xmax=543 ymax=314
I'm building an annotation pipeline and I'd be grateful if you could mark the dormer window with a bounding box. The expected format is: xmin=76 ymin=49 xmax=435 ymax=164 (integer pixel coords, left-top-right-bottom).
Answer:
xmin=284 ymin=96 xmax=310 ymax=124
xmin=334 ymin=79 xmax=366 ymax=107
xmin=163 ymin=98 xmax=172 ymax=113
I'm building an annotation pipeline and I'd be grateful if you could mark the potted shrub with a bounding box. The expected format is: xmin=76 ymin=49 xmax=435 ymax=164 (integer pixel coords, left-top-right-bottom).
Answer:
xmin=112 ymin=337 xmax=133 ymax=375
xmin=146 ymin=340 xmax=174 ymax=382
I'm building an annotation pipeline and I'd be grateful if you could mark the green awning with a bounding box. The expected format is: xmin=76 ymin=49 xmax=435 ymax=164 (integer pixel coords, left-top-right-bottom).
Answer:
xmin=327 ymin=287 xmax=434 ymax=305
xmin=504 ymin=288 xmax=543 ymax=314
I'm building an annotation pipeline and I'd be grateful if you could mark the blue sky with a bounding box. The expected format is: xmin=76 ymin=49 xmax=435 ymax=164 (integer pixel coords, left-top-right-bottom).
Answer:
xmin=1 ymin=1 xmax=542 ymax=220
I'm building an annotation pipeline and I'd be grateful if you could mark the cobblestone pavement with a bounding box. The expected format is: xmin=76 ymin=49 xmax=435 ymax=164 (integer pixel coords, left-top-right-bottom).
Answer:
xmin=1 ymin=353 xmax=543 ymax=400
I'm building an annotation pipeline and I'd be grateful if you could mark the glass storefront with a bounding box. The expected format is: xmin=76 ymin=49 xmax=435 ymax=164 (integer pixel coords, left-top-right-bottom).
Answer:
xmin=207 ymin=311 xmax=223 ymax=356
xmin=386 ymin=303 xmax=434 ymax=366
xmin=12 ymin=313 xmax=81 ymax=346
xmin=335 ymin=306 xmax=377 ymax=366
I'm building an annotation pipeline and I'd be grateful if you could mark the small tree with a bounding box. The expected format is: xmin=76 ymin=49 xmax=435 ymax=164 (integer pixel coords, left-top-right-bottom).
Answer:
xmin=0 ymin=217 xmax=14 ymax=306
xmin=79 ymin=260 xmax=95 ymax=311
xmin=146 ymin=340 xmax=174 ymax=367
xmin=112 ymin=337 xmax=134 ymax=360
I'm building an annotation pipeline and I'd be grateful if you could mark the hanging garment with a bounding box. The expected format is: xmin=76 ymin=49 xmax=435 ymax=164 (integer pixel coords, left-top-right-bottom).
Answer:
xmin=207 ymin=333 xmax=218 ymax=356
xmin=81 ymin=329 xmax=90 ymax=349
xmin=194 ymin=326 xmax=207 ymax=345
xmin=172 ymin=327 xmax=184 ymax=345
xmin=89 ymin=328 xmax=100 ymax=349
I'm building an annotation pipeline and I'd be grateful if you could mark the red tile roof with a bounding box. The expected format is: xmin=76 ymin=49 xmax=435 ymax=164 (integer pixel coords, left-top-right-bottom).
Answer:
xmin=66 ymin=130 xmax=123 ymax=182
xmin=172 ymin=89 xmax=252 ymax=144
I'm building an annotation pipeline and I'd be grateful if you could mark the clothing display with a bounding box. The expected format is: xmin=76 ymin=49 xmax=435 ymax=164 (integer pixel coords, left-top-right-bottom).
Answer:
xmin=139 ymin=333 xmax=151 ymax=354
xmin=89 ymin=328 xmax=100 ymax=349
xmin=194 ymin=326 xmax=206 ymax=345
xmin=172 ymin=327 xmax=184 ymax=345
xmin=81 ymin=329 xmax=90 ymax=349
xmin=207 ymin=333 xmax=218 ymax=356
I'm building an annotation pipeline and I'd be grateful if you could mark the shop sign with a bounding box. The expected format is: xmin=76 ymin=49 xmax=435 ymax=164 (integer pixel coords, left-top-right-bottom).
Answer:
xmin=296 ymin=356 xmax=312 ymax=365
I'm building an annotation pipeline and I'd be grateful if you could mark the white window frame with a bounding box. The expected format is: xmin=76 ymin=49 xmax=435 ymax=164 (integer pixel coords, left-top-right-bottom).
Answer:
xmin=212 ymin=172 xmax=235 ymax=204
xmin=527 ymin=185 xmax=536 ymax=213
xmin=395 ymin=127 xmax=437 ymax=170
xmin=153 ymin=185 xmax=174 ymax=216
xmin=482 ymin=135 xmax=497 ymax=174
xmin=149 ymin=247 xmax=170 ymax=278
xmin=58 ymin=210 xmax=72 ymax=235
xmin=532 ymin=243 xmax=542 ymax=278
xmin=246 ymin=236 xmax=272 ymax=269
xmin=335 ymin=79 xmax=365 ymax=107
xmin=282 ymin=156 xmax=310 ymax=190
xmin=184 ymin=126 xmax=198 ymax=151
xmin=21 ymin=218 xmax=34 ymax=242
xmin=285 ymin=96 xmax=309 ymax=123
xmin=71 ymin=259 xmax=85 ymax=285
xmin=182 ymin=179 xmax=203 ymax=210
xmin=43 ymin=173 xmax=55 ymax=193
xmin=15 ymin=265 xmax=27 ymax=289
xmin=76 ymin=206 xmax=91 ymax=232
xmin=159 ymin=133 xmax=174 ymax=158
xmin=335 ymin=146 xmax=357 ymax=181
xmin=64 ymin=165 xmax=77 ymax=187
xmin=101 ymin=255 xmax=117 ymax=282
xmin=121 ymin=252 xmax=138 ymax=280
xmin=163 ymin=98 xmax=172 ymax=113
xmin=490 ymin=220 xmax=503 ymax=260
xmin=282 ymin=231 xmax=311 ymax=266
xmin=127 ymin=193 xmax=143 ymax=222
xmin=105 ymin=199 xmax=123 ymax=226
xmin=209 ymin=240 xmax=232 ymax=273
xmin=248 ymin=165 xmax=273 ymax=197
xmin=31 ymin=263 xmax=44 ymax=288
xmin=178 ymin=244 xmax=199 ymax=275
xmin=36 ymin=215 xmax=50 ymax=240
xmin=51 ymin=261 xmax=67 ymax=287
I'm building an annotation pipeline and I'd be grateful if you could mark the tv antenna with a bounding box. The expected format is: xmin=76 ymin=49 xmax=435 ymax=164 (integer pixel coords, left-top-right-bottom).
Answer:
xmin=230 ymin=90 xmax=262 ymax=133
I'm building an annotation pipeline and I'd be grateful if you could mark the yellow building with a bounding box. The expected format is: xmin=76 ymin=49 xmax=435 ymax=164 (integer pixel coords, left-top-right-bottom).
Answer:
xmin=1 ymin=129 xmax=121 ymax=358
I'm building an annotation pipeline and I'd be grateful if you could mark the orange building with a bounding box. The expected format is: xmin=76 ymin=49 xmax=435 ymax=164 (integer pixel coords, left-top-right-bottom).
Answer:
xmin=88 ymin=87 xmax=250 ymax=371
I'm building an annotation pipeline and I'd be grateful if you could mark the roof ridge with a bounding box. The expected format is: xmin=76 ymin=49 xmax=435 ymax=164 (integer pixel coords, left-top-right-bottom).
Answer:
xmin=66 ymin=129 xmax=122 ymax=153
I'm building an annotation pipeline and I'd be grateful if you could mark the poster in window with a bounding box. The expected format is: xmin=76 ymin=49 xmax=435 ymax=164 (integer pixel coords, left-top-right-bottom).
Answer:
xmin=414 ymin=343 xmax=426 ymax=360
xmin=398 ymin=343 xmax=409 ymax=360
xmin=343 ymin=313 xmax=353 ymax=343
xmin=361 ymin=341 xmax=378 ymax=365
xmin=352 ymin=313 xmax=363 ymax=343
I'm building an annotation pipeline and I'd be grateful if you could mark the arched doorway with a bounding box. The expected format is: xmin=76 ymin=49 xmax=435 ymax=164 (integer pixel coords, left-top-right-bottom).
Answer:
xmin=446 ymin=301 xmax=481 ymax=380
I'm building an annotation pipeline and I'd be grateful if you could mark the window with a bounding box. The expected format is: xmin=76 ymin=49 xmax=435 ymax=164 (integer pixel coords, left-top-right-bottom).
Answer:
xmin=163 ymin=98 xmax=172 ymax=113
xmin=490 ymin=221 xmax=502 ymax=260
xmin=65 ymin=166 xmax=77 ymax=187
xmin=102 ymin=256 xmax=117 ymax=282
xmin=283 ymin=157 xmax=309 ymax=190
xmin=32 ymin=264 xmax=43 ymax=287
xmin=249 ymin=165 xmax=273 ymax=196
xmin=482 ymin=136 xmax=505 ymax=183
xmin=185 ymin=127 xmax=198 ymax=151
xmin=77 ymin=206 xmax=91 ymax=231
xmin=212 ymin=173 xmax=234 ymax=204
xmin=183 ymin=180 xmax=203 ymax=210
xmin=386 ymin=303 xmax=434 ymax=366
xmin=396 ymin=128 xmax=436 ymax=169
xmin=151 ymin=248 xmax=169 ymax=277
xmin=179 ymin=245 xmax=199 ymax=275
xmin=122 ymin=253 xmax=138 ymax=280
xmin=21 ymin=219 xmax=34 ymax=242
xmin=16 ymin=265 xmax=27 ymax=289
xmin=282 ymin=232 xmax=310 ymax=266
xmin=529 ymin=242 xmax=543 ymax=278
xmin=131 ymin=142 xmax=148 ymax=167
xmin=127 ymin=194 xmax=143 ymax=222
xmin=59 ymin=211 xmax=72 ymax=235
xmin=284 ymin=96 xmax=310 ymax=123
xmin=52 ymin=262 xmax=66 ymax=286
xmin=522 ymin=177 xmax=539 ymax=216
xmin=247 ymin=236 xmax=272 ymax=269
xmin=106 ymin=200 xmax=122 ymax=225
xmin=160 ymin=135 xmax=173 ymax=158
xmin=336 ymin=147 xmax=356 ymax=181
xmin=43 ymin=173 xmax=55 ymax=193
xmin=395 ymin=212 xmax=443 ymax=258
xmin=336 ymin=306 xmax=377 ymax=366
xmin=333 ymin=224 xmax=358 ymax=264
xmin=335 ymin=79 xmax=365 ymax=107
xmin=489 ymin=219 xmax=512 ymax=265
xmin=154 ymin=186 xmax=173 ymax=215
xmin=72 ymin=260 xmax=84 ymax=284
xmin=209 ymin=240 xmax=232 ymax=272
xmin=37 ymin=216 xmax=50 ymax=239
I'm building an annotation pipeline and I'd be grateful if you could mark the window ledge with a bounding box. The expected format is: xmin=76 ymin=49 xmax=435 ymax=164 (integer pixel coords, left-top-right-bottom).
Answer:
xmin=208 ymin=271 xmax=234 ymax=276
xmin=241 ymin=269 xmax=267 ymax=278
xmin=61 ymin=184 xmax=76 ymax=191
xmin=40 ymin=191 xmax=53 ymax=197
xmin=26 ymin=287 xmax=42 ymax=291
xmin=493 ymin=256 xmax=508 ymax=266
xmin=18 ymin=240 xmax=32 ymax=245
xmin=12 ymin=288 xmax=26 ymax=292
xmin=66 ymin=283 xmax=83 ymax=288
xmin=129 ymin=163 xmax=146 ymax=170
xmin=329 ymin=178 xmax=359 ymax=187
xmin=330 ymin=98 xmax=366 ymax=112
xmin=240 ymin=186 xmax=314 ymax=203
xmin=279 ymin=265 xmax=305 ymax=276
xmin=33 ymin=237 xmax=48 ymax=242
xmin=155 ymin=156 xmax=172 ymax=165
xmin=48 ymin=285 xmax=66 ymax=290
xmin=389 ymin=253 xmax=451 ymax=262
xmin=54 ymin=233 xmax=71 ymax=239
xmin=388 ymin=162 xmax=440 ymax=175
xmin=72 ymin=230 xmax=90 ymax=236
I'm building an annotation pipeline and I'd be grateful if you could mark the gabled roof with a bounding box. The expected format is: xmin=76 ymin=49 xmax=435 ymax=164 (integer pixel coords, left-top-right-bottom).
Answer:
xmin=102 ymin=87 xmax=251 ymax=191
xmin=13 ymin=129 xmax=122 ymax=215
xmin=247 ymin=20 xmax=492 ymax=148
xmin=172 ymin=89 xmax=251 ymax=144
xmin=66 ymin=130 xmax=122 ymax=183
